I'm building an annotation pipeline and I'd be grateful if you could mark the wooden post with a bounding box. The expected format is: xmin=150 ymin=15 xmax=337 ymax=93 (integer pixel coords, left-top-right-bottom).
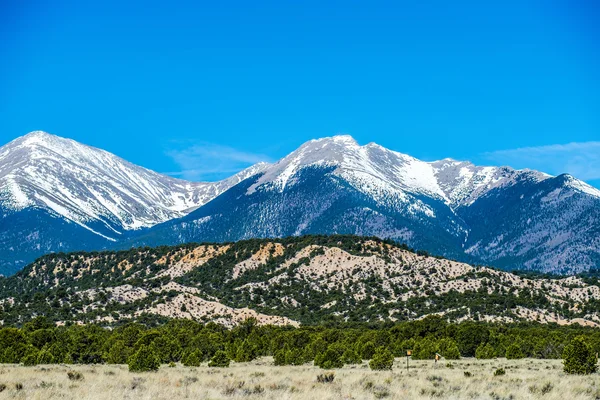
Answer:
xmin=406 ymin=350 xmax=412 ymax=371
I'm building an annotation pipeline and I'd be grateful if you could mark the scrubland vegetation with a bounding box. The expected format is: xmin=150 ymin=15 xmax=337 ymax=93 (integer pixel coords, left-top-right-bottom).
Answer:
xmin=3 ymin=236 xmax=600 ymax=328
xmin=1 ymin=358 xmax=599 ymax=400
xmin=1 ymin=316 xmax=598 ymax=374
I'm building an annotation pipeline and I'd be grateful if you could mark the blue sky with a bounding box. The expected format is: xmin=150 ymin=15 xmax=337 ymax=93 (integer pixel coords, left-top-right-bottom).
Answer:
xmin=1 ymin=0 xmax=598 ymax=186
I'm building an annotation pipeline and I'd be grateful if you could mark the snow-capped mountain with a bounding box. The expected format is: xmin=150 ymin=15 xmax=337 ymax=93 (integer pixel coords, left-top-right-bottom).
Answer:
xmin=130 ymin=135 xmax=600 ymax=274
xmin=0 ymin=131 xmax=268 ymax=274
xmin=2 ymin=132 xmax=599 ymax=275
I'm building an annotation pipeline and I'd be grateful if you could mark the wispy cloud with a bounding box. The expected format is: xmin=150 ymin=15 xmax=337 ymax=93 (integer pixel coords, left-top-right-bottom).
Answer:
xmin=483 ymin=141 xmax=600 ymax=181
xmin=165 ymin=143 xmax=272 ymax=181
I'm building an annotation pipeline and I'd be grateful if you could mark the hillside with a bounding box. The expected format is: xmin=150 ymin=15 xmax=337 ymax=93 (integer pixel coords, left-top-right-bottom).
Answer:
xmin=2 ymin=235 xmax=600 ymax=327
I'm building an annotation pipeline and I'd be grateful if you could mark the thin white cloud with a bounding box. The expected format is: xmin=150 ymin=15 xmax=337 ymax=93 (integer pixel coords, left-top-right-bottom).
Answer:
xmin=166 ymin=143 xmax=272 ymax=181
xmin=483 ymin=141 xmax=600 ymax=181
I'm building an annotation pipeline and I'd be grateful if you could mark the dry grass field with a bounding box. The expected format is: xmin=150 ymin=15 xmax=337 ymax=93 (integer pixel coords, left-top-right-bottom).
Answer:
xmin=0 ymin=358 xmax=598 ymax=400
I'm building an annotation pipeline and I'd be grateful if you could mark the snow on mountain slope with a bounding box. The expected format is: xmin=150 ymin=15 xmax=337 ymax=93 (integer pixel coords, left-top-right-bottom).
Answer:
xmin=136 ymin=134 xmax=600 ymax=274
xmin=429 ymin=159 xmax=552 ymax=207
xmin=247 ymin=135 xmax=450 ymax=223
xmin=248 ymin=135 xmax=566 ymax=211
xmin=0 ymin=131 xmax=267 ymax=240
xmin=2 ymin=132 xmax=599 ymax=275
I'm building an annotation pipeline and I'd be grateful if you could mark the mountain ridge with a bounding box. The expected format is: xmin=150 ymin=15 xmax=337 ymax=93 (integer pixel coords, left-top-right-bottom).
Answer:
xmin=1 ymin=131 xmax=599 ymax=275
xmin=0 ymin=131 xmax=268 ymax=273
xmin=128 ymin=135 xmax=600 ymax=274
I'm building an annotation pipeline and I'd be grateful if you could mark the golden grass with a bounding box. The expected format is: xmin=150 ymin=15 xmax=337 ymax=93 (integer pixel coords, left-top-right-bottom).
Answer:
xmin=0 ymin=358 xmax=598 ymax=400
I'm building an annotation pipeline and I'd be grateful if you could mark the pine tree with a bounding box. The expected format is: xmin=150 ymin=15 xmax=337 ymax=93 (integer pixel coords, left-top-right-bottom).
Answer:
xmin=21 ymin=347 xmax=39 ymax=366
xmin=342 ymin=348 xmax=362 ymax=364
xmin=106 ymin=340 xmax=129 ymax=364
xmin=314 ymin=347 xmax=344 ymax=369
xmin=563 ymin=336 xmax=597 ymax=375
xmin=37 ymin=348 xmax=55 ymax=364
xmin=505 ymin=343 xmax=525 ymax=360
xmin=438 ymin=338 xmax=461 ymax=360
xmin=369 ymin=347 xmax=394 ymax=370
xmin=208 ymin=350 xmax=230 ymax=367
xmin=182 ymin=349 xmax=203 ymax=367
xmin=475 ymin=343 xmax=495 ymax=359
xmin=128 ymin=345 xmax=160 ymax=372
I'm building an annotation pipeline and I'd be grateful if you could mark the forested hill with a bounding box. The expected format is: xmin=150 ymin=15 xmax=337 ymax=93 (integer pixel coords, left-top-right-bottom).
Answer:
xmin=1 ymin=235 xmax=600 ymax=327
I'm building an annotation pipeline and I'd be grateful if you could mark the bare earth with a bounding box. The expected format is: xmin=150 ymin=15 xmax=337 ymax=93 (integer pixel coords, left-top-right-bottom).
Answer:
xmin=0 ymin=358 xmax=598 ymax=400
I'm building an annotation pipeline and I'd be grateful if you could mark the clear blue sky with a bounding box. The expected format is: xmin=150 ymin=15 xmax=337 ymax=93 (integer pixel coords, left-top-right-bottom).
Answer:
xmin=1 ymin=0 xmax=599 ymax=186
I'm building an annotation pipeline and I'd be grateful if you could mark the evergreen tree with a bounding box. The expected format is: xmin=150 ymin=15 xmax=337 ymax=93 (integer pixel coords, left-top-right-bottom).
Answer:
xmin=106 ymin=340 xmax=129 ymax=364
xmin=314 ymin=347 xmax=344 ymax=369
xmin=563 ymin=336 xmax=597 ymax=375
xmin=438 ymin=338 xmax=460 ymax=360
xmin=369 ymin=347 xmax=394 ymax=370
xmin=234 ymin=339 xmax=258 ymax=362
xmin=21 ymin=347 xmax=39 ymax=366
xmin=505 ymin=343 xmax=525 ymax=360
xmin=412 ymin=338 xmax=438 ymax=360
xmin=37 ymin=348 xmax=55 ymax=364
xmin=182 ymin=349 xmax=203 ymax=367
xmin=342 ymin=348 xmax=362 ymax=364
xmin=208 ymin=350 xmax=230 ymax=367
xmin=128 ymin=345 xmax=160 ymax=372
xmin=475 ymin=343 xmax=495 ymax=359
xmin=360 ymin=341 xmax=376 ymax=360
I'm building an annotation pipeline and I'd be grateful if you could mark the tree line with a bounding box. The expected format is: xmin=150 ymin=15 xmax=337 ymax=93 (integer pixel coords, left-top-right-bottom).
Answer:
xmin=0 ymin=316 xmax=597 ymax=374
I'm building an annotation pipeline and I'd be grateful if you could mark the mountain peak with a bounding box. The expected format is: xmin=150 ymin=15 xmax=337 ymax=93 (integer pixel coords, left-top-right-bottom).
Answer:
xmin=312 ymin=134 xmax=357 ymax=144
xmin=24 ymin=130 xmax=52 ymax=138
xmin=18 ymin=130 xmax=62 ymax=146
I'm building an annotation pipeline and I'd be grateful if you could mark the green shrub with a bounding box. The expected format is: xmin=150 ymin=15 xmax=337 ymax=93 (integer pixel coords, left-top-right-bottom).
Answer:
xmin=234 ymin=340 xmax=258 ymax=363
xmin=475 ymin=343 xmax=495 ymax=359
xmin=342 ymin=348 xmax=362 ymax=364
xmin=314 ymin=347 xmax=344 ymax=369
xmin=494 ymin=368 xmax=505 ymax=376
xmin=182 ymin=349 xmax=203 ymax=367
xmin=562 ymin=336 xmax=597 ymax=375
xmin=505 ymin=343 xmax=524 ymax=360
xmin=21 ymin=349 xmax=39 ymax=366
xmin=273 ymin=348 xmax=287 ymax=366
xmin=438 ymin=338 xmax=460 ymax=360
xmin=286 ymin=348 xmax=306 ymax=365
xmin=360 ymin=341 xmax=376 ymax=360
xmin=412 ymin=338 xmax=438 ymax=360
xmin=369 ymin=347 xmax=394 ymax=371
xmin=128 ymin=345 xmax=160 ymax=372
xmin=208 ymin=350 xmax=230 ymax=368
xmin=106 ymin=340 xmax=129 ymax=364
xmin=37 ymin=349 xmax=55 ymax=364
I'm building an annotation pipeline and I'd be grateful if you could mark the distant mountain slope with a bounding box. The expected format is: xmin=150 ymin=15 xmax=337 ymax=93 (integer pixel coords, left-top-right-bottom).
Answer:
xmin=132 ymin=136 xmax=600 ymax=274
xmin=0 ymin=131 xmax=267 ymax=274
xmin=1 ymin=132 xmax=599 ymax=275
xmin=2 ymin=236 xmax=599 ymax=327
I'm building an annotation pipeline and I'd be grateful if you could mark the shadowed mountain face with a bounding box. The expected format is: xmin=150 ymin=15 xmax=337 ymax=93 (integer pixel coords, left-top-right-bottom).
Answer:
xmin=0 ymin=131 xmax=267 ymax=274
xmin=129 ymin=136 xmax=600 ymax=274
xmin=1 ymin=132 xmax=599 ymax=275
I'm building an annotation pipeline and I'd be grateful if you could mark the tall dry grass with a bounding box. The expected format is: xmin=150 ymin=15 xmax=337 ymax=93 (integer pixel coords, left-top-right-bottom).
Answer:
xmin=0 ymin=358 xmax=598 ymax=399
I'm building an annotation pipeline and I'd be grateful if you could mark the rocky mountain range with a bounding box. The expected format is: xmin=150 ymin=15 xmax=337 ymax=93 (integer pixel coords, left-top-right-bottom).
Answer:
xmin=1 ymin=131 xmax=599 ymax=275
